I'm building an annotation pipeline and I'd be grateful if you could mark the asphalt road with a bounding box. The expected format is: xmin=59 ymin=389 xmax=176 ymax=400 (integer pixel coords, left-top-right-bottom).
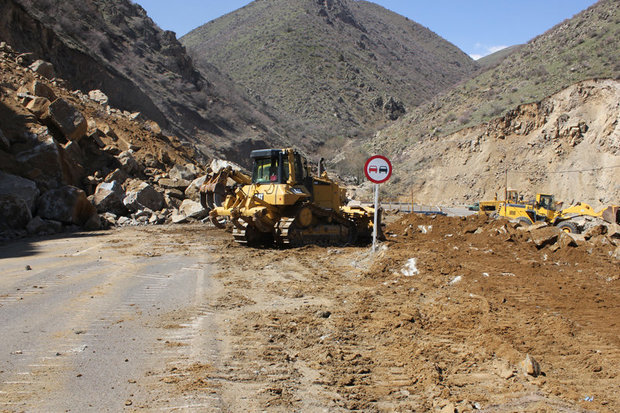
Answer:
xmin=0 ymin=229 xmax=221 ymax=412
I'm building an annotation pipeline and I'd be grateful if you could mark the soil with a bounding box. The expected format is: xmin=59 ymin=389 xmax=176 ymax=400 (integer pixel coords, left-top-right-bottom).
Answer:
xmin=127 ymin=213 xmax=619 ymax=412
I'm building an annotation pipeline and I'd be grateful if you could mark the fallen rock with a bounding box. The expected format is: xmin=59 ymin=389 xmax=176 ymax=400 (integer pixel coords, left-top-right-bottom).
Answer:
xmin=144 ymin=120 xmax=161 ymax=135
xmin=14 ymin=133 xmax=64 ymax=191
xmin=158 ymin=177 xmax=190 ymax=191
xmin=178 ymin=199 xmax=208 ymax=220
xmin=32 ymin=81 xmax=56 ymax=101
xmin=530 ymin=227 xmax=559 ymax=249
xmin=528 ymin=222 xmax=549 ymax=231
xmin=607 ymin=223 xmax=620 ymax=239
xmin=104 ymin=168 xmax=128 ymax=185
xmin=117 ymin=151 xmax=140 ymax=175
xmin=123 ymin=182 xmax=164 ymax=212
xmin=0 ymin=171 xmax=40 ymax=212
xmin=0 ymin=194 xmax=32 ymax=230
xmin=209 ymin=159 xmax=244 ymax=173
xmin=521 ymin=354 xmax=541 ymax=377
xmin=184 ymin=175 xmax=207 ymax=201
xmin=25 ymin=97 xmax=51 ymax=118
xmin=93 ymin=181 xmax=128 ymax=216
xmin=165 ymin=188 xmax=185 ymax=200
xmin=29 ymin=59 xmax=55 ymax=79
xmin=584 ymin=224 xmax=607 ymax=240
xmin=37 ymin=186 xmax=97 ymax=226
xmin=48 ymin=99 xmax=87 ymax=141
xmin=557 ymin=232 xmax=578 ymax=249
xmin=88 ymin=90 xmax=109 ymax=106
xmin=169 ymin=164 xmax=199 ymax=181
xmin=26 ymin=216 xmax=61 ymax=235
xmin=101 ymin=212 xmax=118 ymax=226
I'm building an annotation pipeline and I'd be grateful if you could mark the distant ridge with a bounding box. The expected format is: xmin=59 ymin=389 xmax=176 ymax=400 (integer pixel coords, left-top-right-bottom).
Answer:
xmin=182 ymin=0 xmax=478 ymax=143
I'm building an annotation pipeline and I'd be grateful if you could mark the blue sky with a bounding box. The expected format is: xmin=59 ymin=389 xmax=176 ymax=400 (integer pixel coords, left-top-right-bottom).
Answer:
xmin=134 ymin=0 xmax=599 ymax=59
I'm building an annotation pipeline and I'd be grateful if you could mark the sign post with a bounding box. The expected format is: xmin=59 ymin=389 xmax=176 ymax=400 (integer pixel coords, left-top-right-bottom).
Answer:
xmin=364 ymin=155 xmax=392 ymax=252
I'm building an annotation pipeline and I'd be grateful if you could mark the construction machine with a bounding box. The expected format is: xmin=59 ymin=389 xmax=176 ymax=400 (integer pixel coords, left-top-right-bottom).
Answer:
xmin=493 ymin=192 xmax=619 ymax=233
xmin=200 ymin=148 xmax=380 ymax=246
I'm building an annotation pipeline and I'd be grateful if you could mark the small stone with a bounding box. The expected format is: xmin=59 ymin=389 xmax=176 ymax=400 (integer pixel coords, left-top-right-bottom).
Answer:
xmin=521 ymin=354 xmax=540 ymax=377
xmin=25 ymin=265 xmax=32 ymax=271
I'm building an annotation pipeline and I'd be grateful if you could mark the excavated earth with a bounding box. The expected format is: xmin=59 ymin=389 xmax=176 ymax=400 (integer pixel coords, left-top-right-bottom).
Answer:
xmin=3 ymin=213 xmax=614 ymax=412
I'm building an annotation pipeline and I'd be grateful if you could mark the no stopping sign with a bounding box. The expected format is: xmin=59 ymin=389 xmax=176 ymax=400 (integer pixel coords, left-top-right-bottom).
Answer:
xmin=364 ymin=155 xmax=392 ymax=184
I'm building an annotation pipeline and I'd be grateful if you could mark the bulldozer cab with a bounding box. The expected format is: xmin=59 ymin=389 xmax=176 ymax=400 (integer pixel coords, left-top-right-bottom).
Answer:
xmin=535 ymin=194 xmax=556 ymax=211
xmin=250 ymin=148 xmax=311 ymax=187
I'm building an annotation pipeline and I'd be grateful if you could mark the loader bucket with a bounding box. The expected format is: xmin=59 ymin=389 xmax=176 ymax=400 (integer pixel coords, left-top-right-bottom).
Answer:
xmin=601 ymin=206 xmax=620 ymax=225
xmin=199 ymin=183 xmax=226 ymax=210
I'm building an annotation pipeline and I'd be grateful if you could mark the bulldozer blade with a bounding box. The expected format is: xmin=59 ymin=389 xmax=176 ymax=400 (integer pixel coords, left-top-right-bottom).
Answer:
xmin=601 ymin=206 xmax=620 ymax=224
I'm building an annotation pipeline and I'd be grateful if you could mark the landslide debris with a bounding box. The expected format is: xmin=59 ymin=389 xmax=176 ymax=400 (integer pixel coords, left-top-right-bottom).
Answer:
xmin=142 ymin=214 xmax=619 ymax=412
xmin=0 ymin=41 xmax=220 ymax=240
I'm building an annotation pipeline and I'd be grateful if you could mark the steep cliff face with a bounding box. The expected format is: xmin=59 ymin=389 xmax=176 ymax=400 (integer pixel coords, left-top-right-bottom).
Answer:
xmin=0 ymin=0 xmax=290 ymax=164
xmin=381 ymin=79 xmax=620 ymax=208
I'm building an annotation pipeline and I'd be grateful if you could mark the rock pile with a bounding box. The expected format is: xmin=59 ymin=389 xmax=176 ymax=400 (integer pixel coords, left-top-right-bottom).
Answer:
xmin=0 ymin=41 xmax=220 ymax=241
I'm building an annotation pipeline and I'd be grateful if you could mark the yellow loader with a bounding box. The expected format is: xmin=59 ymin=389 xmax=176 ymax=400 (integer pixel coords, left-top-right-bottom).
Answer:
xmin=496 ymin=193 xmax=619 ymax=233
xmin=200 ymin=148 xmax=380 ymax=246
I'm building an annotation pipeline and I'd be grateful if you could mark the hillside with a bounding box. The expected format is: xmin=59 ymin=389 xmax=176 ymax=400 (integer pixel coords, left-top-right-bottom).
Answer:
xmin=182 ymin=0 xmax=477 ymax=144
xmin=373 ymin=79 xmax=620 ymax=209
xmin=0 ymin=0 xmax=292 ymax=164
xmin=374 ymin=0 xmax=619 ymax=155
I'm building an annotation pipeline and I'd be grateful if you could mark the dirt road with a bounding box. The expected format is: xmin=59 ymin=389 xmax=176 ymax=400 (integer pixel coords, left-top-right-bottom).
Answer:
xmin=0 ymin=216 xmax=618 ymax=412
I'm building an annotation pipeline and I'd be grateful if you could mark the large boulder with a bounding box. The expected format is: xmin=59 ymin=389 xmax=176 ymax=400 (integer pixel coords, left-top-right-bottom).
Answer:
xmin=184 ymin=175 xmax=207 ymax=201
xmin=530 ymin=226 xmax=559 ymax=249
xmin=93 ymin=181 xmax=127 ymax=216
xmin=37 ymin=186 xmax=97 ymax=226
xmin=123 ymin=182 xmax=164 ymax=212
xmin=0 ymin=171 xmax=40 ymax=212
xmin=14 ymin=133 xmax=64 ymax=191
xmin=178 ymin=199 xmax=208 ymax=220
xmin=48 ymin=99 xmax=87 ymax=141
xmin=29 ymin=60 xmax=55 ymax=79
xmin=0 ymin=194 xmax=32 ymax=230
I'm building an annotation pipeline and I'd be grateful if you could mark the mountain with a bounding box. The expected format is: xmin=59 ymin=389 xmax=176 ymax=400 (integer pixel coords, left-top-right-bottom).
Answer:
xmin=0 ymin=0 xmax=291 ymax=165
xmin=181 ymin=0 xmax=478 ymax=144
xmin=374 ymin=79 xmax=619 ymax=208
xmin=374 ymin=0 xmax=619 ymax=155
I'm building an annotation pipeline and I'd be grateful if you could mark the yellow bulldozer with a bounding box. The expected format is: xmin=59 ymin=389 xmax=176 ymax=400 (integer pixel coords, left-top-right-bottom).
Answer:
xmin=491 ymin=192 xmax=619 ymax=234
xmin=199 ymin=148 xmax=380 ymax=246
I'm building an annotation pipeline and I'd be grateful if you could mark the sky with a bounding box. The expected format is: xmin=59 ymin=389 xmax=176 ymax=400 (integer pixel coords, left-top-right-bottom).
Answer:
xmin=134 ymin=0 xmax=600 ymax=59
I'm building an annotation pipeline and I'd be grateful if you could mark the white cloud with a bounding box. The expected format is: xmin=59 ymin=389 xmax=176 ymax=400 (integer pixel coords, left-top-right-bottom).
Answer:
xmin=470 ymin=44 xmax=510 ymax=60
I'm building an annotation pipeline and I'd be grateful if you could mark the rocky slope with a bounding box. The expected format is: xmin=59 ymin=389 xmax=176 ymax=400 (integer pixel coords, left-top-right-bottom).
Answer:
xmin=182 ymin=0 xmax=477 ymax=144
xmin=0 ymin=42 xmax=232 ymax=240
xmin=0 ymin=0 xmax=292 ymax=163
xmin=375 ymin=0 xmax=619 ymax=153
xmin=377 ymin=79 xmax=620 ymax=209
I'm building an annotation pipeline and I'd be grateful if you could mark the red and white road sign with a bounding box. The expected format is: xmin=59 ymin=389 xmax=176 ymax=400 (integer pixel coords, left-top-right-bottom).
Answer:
xmin=364 ymin=155 xmax=392 ymax=184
